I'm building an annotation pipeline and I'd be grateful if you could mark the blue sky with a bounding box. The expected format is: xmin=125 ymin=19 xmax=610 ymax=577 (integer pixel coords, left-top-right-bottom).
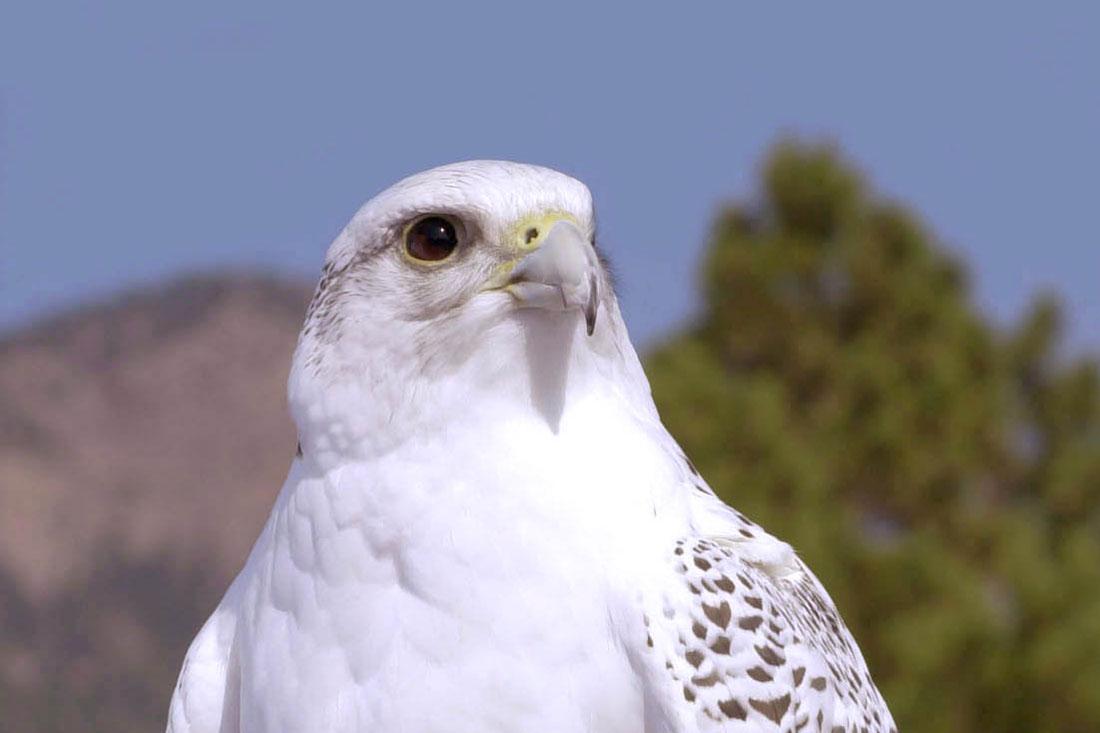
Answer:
xmin=2 ymin=2 xmax=1097 ymax=350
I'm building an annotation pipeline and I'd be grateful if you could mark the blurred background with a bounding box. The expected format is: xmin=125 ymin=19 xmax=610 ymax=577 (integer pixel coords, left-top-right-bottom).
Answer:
xmin=1 ymin=3 xmax=1098 ymax=732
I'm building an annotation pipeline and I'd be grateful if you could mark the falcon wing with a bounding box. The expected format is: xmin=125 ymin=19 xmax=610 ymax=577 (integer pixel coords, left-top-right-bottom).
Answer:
xmin=641 ymin=494 xmax=896 ymax=733
xmin=166 ymin=597 xmax=240 ymax=733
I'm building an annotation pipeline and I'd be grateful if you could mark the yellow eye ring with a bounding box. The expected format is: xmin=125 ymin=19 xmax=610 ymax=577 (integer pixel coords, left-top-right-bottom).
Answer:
xmin=403 ymin=215 xmax=460 ymax=264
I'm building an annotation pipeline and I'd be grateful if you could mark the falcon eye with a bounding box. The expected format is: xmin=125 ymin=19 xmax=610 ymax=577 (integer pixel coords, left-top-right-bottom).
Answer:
xmin=405 ymin=216 xmax=459 ymax=263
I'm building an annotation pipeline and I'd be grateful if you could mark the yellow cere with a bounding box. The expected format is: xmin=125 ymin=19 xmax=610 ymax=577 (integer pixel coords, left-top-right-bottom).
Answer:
xmin=509 ymin=211 xmax=579 ymax=254
xmin=482 ymin=211 xmax=579 ymax=291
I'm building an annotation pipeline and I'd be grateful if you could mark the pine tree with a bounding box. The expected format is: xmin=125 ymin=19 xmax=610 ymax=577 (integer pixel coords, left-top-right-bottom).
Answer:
xmin=646 ymin=140 xmax=1100 ymax=732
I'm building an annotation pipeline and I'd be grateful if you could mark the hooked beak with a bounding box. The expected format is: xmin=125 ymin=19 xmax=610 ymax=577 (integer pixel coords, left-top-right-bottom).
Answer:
xmin=505 ymin=220 xmax=600 ymax=336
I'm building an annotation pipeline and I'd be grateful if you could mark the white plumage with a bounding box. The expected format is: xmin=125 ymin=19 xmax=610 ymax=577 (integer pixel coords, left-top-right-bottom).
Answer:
xmin=167 ymin=161 xmax=896 ymax=733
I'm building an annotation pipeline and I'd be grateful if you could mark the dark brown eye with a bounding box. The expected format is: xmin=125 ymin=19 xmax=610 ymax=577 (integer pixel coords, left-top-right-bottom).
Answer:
xmin=405 ymin=216 xmax=458 ymax=262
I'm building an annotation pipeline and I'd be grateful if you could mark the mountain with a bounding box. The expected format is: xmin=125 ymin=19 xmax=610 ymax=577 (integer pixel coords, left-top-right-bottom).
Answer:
xmin=0 ymin=274 xmax=312 ymax=732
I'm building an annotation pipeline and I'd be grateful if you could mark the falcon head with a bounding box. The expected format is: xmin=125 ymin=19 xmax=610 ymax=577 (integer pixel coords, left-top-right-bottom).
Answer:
xmin=297 ymin=160 xmax=624 ymax=361
xmin=290 ymin=161 xmax=644 ymax=457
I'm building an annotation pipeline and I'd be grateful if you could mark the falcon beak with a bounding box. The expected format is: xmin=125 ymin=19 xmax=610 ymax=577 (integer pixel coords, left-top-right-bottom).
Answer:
xmin=505 ymin=220 xmax=600 ymax=336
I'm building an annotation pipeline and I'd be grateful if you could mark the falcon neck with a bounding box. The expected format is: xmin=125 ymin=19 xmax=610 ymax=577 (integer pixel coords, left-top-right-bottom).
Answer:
xmin=287 ymin=304 xmax=656 ymax=471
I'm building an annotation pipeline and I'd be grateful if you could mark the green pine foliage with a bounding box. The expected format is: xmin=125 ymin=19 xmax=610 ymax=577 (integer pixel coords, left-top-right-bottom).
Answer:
xmin=646 ymin=140 xmax=1100 ymax=733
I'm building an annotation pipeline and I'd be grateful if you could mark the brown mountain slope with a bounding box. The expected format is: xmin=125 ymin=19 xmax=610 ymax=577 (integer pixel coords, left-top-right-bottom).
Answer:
xmin=0 ymin=274 xmax=311 ymax=731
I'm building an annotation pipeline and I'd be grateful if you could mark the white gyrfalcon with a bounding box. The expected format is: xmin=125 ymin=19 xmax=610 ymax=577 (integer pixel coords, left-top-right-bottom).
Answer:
xmin=167 ymin=161 xmax=896 ymax=733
